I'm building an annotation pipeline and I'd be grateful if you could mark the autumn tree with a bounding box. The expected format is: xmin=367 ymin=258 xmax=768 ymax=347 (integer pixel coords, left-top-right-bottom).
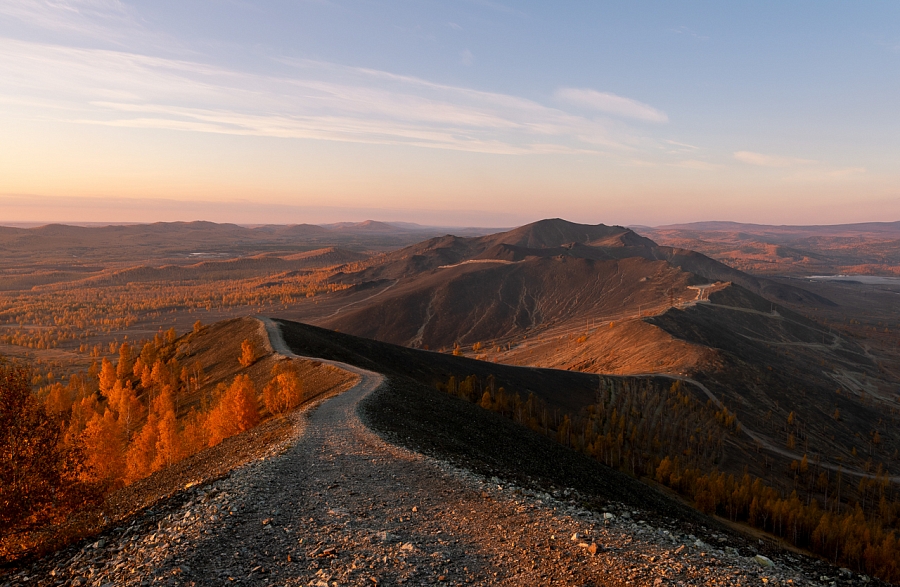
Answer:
xmin=263 ymin=362 xmax=303 ymax=415
xmin=479 ymin=390 xmax=493 ymax=410
xmin=125 ymin=412 xmax=158 ymax=483
xmin=0 ymin=361 xmax=91 ymax=528
xmin=98 ymin=357 xmax=117 ymax=397
xmin=186 ymin=360 xmax=205 ymax=394
xmin=150 ymin=359 xmax=173 ymax=392
xmin=180 ymin=408 xmax=208 ymax=456
xmin=138 ymin=339 xmax=158 ymax=371
xmin=81 ymin=408 xmax=126 ymax=488
xmin=43 ymin=382 xmax=74 ymax=417
xmin=139 ymin=362 xmax=153 ymax=390
xmin=109 ymin=380 xmax=144 ymax=439
xmin=116 ymin=341 xmax=133 ymax=380
xmin=206 ymin=374 xmax=259 ymax=446
xmin=239 ymin=339 xmax=256 ymax=368
xmin=151 ymin=385 xmax=181 ymax=471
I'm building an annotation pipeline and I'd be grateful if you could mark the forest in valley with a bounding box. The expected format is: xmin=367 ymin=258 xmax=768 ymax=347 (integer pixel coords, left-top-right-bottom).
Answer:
xmin=0 ymin=265 xmax=358 ymax=352
xmin=437 ymin=373 xmax=900 ymax=582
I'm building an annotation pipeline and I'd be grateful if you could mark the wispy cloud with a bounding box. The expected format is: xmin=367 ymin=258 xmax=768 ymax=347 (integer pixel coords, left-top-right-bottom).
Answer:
xmin=786 ymin=166 xmax=869 ymax=181
xmin=554 ymin=88 xmax=668 ymax=123
xmin=665 ymin=139 xmax=699 ymax=151
xmin=0 ymin=2 xmax=673 ymax=157
xmin=733 ymin=150 xmax=817 ymax=167
xmin=0 ymin=37 xmax=664 ymax=154
xmin=828 ymin=167 xmax=867 ymax=178
xmin=0 ymin=0 xmax=137 ymax=43
xmin=735 ymin=150 xmax=866 ymax=180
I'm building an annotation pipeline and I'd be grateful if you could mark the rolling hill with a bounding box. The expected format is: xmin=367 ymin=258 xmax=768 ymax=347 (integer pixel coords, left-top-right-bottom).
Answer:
xmin=323 ymin=218 xmax=829 ymax=348
xmin=308 ymin=219 xmax=900 ymax=493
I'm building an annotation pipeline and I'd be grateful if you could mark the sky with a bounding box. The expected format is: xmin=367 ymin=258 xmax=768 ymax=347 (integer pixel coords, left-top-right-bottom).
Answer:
xmin=1 ymin=1 xmax=898 ymax=227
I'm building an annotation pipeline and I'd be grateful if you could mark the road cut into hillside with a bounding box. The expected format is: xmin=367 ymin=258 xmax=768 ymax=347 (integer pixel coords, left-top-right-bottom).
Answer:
xmin=5 ymin=318 xmax=860 ymax=587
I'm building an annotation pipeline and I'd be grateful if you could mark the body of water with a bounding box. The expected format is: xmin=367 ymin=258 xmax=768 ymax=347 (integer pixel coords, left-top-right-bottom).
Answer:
xmin=806 ymin=275 xmax=900 ymax=285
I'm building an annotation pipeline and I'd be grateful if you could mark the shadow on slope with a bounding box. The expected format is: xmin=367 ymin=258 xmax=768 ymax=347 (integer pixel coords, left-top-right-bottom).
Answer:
xmin=275 ymin=318 xmax=678 ymax=414
xmin=274 ymin=319 xmax=723 ymax=530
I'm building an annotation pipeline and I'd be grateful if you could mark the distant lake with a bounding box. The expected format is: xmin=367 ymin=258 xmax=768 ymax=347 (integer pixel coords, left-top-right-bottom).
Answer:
xmin=807 ymin=275 xmax=900 ymax=285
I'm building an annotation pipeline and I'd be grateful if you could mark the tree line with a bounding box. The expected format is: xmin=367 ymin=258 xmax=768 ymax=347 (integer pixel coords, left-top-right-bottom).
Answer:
xmin=0 ymin=265 xmax=354 ymax=350
xmin=438 ymin=373 xmax=900 ymax=582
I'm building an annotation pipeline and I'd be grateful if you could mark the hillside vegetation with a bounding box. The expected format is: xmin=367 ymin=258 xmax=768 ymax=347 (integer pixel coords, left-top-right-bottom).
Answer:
xmin=0 ymin=317 xmax=355 ymax=563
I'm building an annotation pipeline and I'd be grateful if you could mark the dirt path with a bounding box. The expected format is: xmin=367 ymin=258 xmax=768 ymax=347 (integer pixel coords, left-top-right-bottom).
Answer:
xmin=322 ymin=280 xmax=399 ymax=319
xmin=638 ymin=373 xmax=900 ymax=484
xmin=7 ymin=321 xmax=843 ymax=586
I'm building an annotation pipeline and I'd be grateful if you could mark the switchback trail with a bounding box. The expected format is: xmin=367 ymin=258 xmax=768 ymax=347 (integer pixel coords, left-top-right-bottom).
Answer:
xmin=7 ymin=319 xmax=843 ymax=586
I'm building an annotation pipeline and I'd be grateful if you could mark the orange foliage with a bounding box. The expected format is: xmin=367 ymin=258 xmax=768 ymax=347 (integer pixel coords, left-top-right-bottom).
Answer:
xmin=153 ymin=409 xmax=181 ymax=471
xmin=150 ymin=385 xmax=180 ymax=470
xmin=239 ymin=339 xmax=256 ymax=368
xmin=116 ymin=342 xmax=132 ymax=380
xmin=262 ymin=362 xmax=303 ymax=415
xmin=2 ymin=327 xmax=321 ymax=561
xmin=110 ymin=380 xmax=144 ymax=439
xmin=150 ymin=359 xmax=173 ymax=391
xmin=44 ymin=382 xmax=74 ymax=416
xmin=180 ymin=408 xmax=208 ymax=456
xmin=206 ymin=374 xmax=260 ymax=446
xmin=0 ymin=361 xmax=93 ymax=531
xmin=98 ymin=357 xmax=116 ymax=397
xmin=125 ymin=413 xmax=158 ymax=483
xmin=81 ymin=409 xmax=125 ymax=488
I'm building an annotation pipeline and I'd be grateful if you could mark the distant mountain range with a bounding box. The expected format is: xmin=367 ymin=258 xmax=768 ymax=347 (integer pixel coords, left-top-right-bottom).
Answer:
xmin=635 ymin=220 xmax=900 ymax=276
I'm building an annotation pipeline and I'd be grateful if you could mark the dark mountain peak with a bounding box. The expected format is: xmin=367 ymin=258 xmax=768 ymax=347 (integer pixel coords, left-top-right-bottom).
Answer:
xmin=475 ymin=242 xmax=561 ymax=262
xmin=271 ymin=224 xmax=330 ymax=236
xmin=355 ymin=220 xmax=398 ymax=231
xmin=33 ymin=223 xmax=85 ymax=235
xmin=490 ymin=219 xmax=656 ymax=249
xmin=132 ymin=221 xmax=245 ymax=235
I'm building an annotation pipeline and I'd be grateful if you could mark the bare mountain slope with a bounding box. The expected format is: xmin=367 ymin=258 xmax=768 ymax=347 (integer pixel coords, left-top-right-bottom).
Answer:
xmin=328 ymin=253 xmax=700 ymax=348
xmin=323 ymin=218 xmax=829 ymax=349
xmin=309 ymin=219 xmax=900 ymax=497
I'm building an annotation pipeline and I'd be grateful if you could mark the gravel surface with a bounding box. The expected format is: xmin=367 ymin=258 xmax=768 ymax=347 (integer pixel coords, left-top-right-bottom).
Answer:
xmin=3 ymin=320 xmax=881 ymax=587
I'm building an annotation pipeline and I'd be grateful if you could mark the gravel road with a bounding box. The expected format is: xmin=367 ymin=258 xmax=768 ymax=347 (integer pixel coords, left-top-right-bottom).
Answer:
xmin=4 ymin=321 xmax=872 ymax=587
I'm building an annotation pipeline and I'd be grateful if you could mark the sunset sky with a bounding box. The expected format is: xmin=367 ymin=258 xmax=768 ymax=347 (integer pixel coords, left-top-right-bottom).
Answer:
xmin=1 ymin=1 xmax=898 ymax=226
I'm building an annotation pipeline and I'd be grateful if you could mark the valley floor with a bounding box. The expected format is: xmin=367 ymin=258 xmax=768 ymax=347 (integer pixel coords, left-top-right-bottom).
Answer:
xmin=2 ymin=322 xmax=868 ymax=587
